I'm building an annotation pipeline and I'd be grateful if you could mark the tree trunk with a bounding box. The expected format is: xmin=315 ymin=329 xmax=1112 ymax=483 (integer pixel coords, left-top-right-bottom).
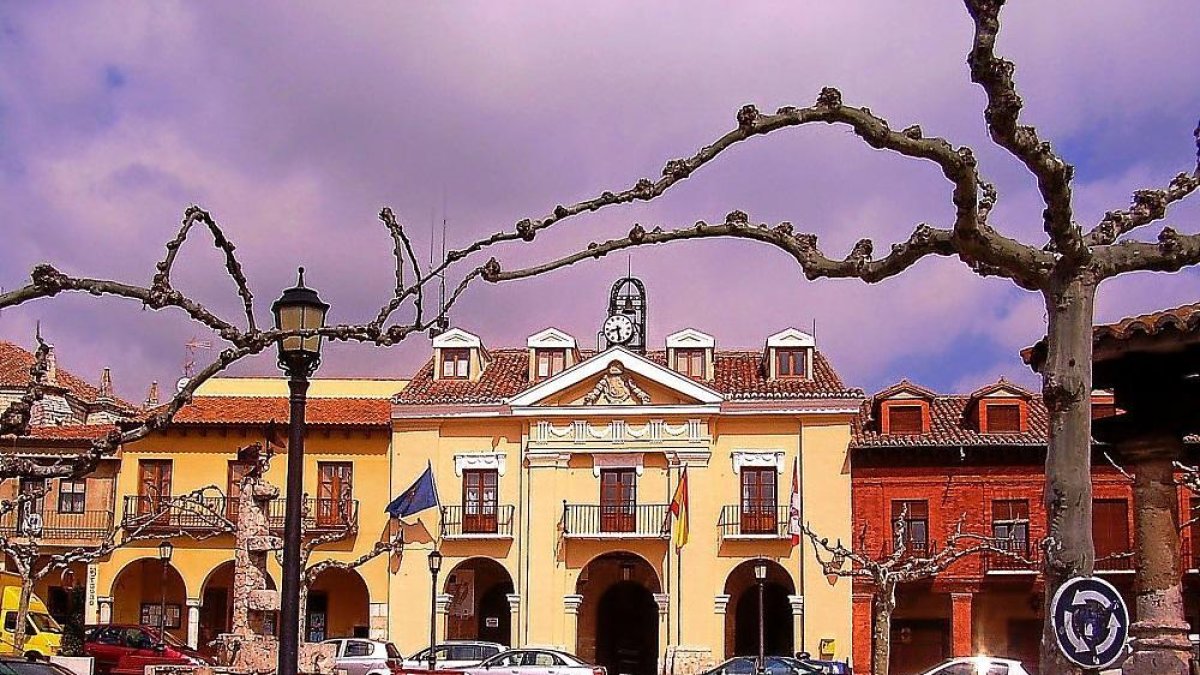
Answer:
xmin=13 ymin=575 xmax=34 ymax=655
xmin=1038 ymin=273 xmax=1096 ymax=675
xmin=871 ymin=581 xmax=896 ymax=675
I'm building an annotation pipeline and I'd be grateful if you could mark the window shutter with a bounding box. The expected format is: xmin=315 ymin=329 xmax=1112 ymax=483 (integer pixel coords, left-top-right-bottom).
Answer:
xmin=887 ymin=405 xmax=924 ymax=434
xmin=987 ymin=403 xmax=1022 ymax=433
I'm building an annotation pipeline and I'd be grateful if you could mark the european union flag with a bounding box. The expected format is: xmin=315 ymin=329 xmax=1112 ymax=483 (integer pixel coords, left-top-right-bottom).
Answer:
xmin=385 ymin=461 xmax=440 ymax=518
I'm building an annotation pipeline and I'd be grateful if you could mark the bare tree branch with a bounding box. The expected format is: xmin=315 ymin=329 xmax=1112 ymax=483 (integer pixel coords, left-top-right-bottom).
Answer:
xmin=1087 ymin=173 xmax=1200 ymax=246
xmin=0 ymin=334 xmax=49 ymax=437
xmin=1092 ymin=228 xmax=1200 ymax=278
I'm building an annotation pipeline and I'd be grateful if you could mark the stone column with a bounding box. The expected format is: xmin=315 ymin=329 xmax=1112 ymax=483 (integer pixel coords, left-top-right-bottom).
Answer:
xmin=186 ymin=599 xmax=202 ymax=649
xmin=1123 ymin=434 xmax=1191 ymax=675
xmin=506 ymin=594 xmax=522 ymax=648
xmin=435 ymin=594 xmax=452 ymax=644
xmin=654 ymin=594 xmax=670 ymax=675
xmin=950 ymin=593 xmax=973 ymax=657
xmin=97 ymin=597 xmax=113 ymax=625
xmin=563 ymin=595 xmax=583 ymax=654
xmin=787 ymin=595 xmax=804 ymax=657
xmin=713 ymin=594 xmax=730 ymax=660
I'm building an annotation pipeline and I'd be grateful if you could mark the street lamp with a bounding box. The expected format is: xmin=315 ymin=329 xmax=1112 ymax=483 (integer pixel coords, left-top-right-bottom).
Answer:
xmin=273 ymin=268 xmax=329 ymax=675
xmin=754 ymin=561 xmax=767 ymax=675
xmin=158 ymin=540 xmax=174 ymax=647
xmin=428 ymin=550 xmax=444 ymax=672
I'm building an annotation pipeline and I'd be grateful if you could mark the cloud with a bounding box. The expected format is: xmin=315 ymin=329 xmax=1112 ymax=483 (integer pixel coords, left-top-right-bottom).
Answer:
xmin=1 ymin=1 xmax=1197 ymax=400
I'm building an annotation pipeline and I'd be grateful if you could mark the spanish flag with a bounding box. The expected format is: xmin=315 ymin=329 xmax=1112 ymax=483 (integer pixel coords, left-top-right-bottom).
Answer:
xmin=669 ymin=468 xmax=689 ymax=551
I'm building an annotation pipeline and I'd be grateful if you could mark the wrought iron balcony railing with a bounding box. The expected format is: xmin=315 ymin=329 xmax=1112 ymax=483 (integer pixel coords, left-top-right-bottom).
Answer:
xmin=122 ymin=495 xmax=359 ymax=533
xmin=983 ymin=538 xmax=1038 ymax=573
xmin=1094 ymin=549 xmax=1135 ymax=571
xmin=717 ymin=504 xmax=791 ymax=538
xmin=440 ymin=504 xmax=514 ymax=538
xmin=560 ymin=502 xmax=670 ymax=539
xmin=0 ymin=507 xmax=113 ymax=542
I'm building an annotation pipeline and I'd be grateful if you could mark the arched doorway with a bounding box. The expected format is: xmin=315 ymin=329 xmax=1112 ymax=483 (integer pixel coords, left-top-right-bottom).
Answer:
xmin=444 ymin=558 xmax=515 ymax=646
xmin=577 ymin=552 xmax=661 ymax=675
xmin=308 ymin=567 xmax=369 ymax=641
xmin=110 ymin=558 xmax=189 ymax=644
xmin=199 ymin=562 xmax=278 ymax=654
xmin=724 ymin=559 xmax=794 ymax=659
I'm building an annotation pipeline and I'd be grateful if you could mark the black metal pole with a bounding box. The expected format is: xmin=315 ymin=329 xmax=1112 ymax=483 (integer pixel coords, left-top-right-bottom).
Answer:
xmin=757 ymin=578 xmax=765 ymax=674
xmin=428 ymin=568 xmax=440 ymax=672
xmin=159 ymin=561 xmax=168 ymax=647
xmin=278 ymin=373 xmax=309 ymax=675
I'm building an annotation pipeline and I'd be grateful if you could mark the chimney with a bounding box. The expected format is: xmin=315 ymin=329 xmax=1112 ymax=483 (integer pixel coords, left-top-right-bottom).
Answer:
xmin=144 ymin=381 xmax=160 ymax=409
xmin=99 ymin=367 xmax=114 ymax=399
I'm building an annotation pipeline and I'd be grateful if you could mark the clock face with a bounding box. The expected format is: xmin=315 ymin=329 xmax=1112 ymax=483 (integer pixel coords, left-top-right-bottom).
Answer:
xmin=603 ymin=314 xmax=636 ymax=344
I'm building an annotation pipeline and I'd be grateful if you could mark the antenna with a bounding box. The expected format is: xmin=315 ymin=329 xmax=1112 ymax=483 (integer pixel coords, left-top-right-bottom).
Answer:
xmin=440 ymin=187 xmax=448 ymax=313
xmin=627 ymin=255 xmax=631 ymax=280
xmin=183 ymin=337 xmax=213 ymax=378
xmin=812 ymin=318 xmax=817 ymax=341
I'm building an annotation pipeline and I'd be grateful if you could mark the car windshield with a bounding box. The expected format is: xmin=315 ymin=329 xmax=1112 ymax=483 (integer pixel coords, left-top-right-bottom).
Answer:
xmin=28 ymin=614 xmax=60 ymax=635
xmin=143 ymin=628 xmax=187 ymax=648
xmin=386 ymin=644 xmax=403 ymax=659
xmin=0 ymin=661 xmax=73 ymax=675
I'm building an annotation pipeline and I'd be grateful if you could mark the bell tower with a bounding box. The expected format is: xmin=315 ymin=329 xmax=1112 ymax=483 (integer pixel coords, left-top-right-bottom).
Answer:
xmin=600 ymin=277 xmax=647 ymax=353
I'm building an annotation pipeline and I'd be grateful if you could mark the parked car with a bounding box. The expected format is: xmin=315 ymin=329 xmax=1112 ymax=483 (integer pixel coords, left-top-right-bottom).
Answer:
xmin=82 ymin=625 xmax=209 ymax=675
xmin=455 ymin=649 xmax=604 ymax=675
xmin=324 ymin=638 xmax=405 ymax=675
xmin=702 ymin=656 xmax=821 ymax=675
xmin=0 ymin=658 xmax=76 ymax=675
xmin=402 ymin=641 xmax=504 ymax=670
xmin=795 ymin=653 xmax=852 ymax=674
xmin=917 ymin=657 xmax=1031 ymax=675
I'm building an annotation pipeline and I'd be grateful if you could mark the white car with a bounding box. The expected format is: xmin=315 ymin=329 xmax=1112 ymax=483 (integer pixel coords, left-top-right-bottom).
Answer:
xmin=918 ymin=657 xmax=1031 ymax=675
xmin=324 ymin=638 xmax=405 ymax=675
xmin=402 ymin=641 xmax=505 ymax=671
xmin=455 ymin=648 xmax=604 ymax=675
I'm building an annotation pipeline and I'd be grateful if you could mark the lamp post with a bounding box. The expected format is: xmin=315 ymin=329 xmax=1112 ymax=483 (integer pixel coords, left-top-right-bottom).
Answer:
xmin=428 ymin=550 xmax=443 ymax=672
xmin=158 ymin=540 xmax=174 ymax=647
xmin=754 ymin=561 xmax=767 ymax=675
xmin=273 ymin=268 xmax=329 ymax=675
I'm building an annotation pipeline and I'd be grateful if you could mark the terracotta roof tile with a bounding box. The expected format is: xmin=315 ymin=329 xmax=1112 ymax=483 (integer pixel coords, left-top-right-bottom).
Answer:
xmin=852 ymin=394 xmax=1050 ymax=448
xmin=170 ymin=396 xmax=390 ymax=427
xmin=394 ymin=348 xmax=860 ymax=405
xmin=18 ymin=424 xmax=119 ymax=441
xmin=1023 ymin=302 xmax=1200 ymax=369
xmin=0 ymin=341 xmax=134 ymax=409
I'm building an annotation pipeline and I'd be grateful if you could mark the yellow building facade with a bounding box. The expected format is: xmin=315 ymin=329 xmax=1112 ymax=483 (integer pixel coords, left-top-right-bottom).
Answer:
xmin=89 ymin=378 xmax=403 ymax=652
xmin=389 ymin=325 xmax=861 ymax=674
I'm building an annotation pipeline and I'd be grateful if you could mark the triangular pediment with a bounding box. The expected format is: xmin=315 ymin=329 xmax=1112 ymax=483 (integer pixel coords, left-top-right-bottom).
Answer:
xmin=527 ymin=327 xmax=577 ymax=349
xmin=968 ymin=378 xmax=1033 ymax=402
xmin=432 ymin=328 xmax=482 ymax=349
xmin=508 ymin=346 xmax=723 ymax=407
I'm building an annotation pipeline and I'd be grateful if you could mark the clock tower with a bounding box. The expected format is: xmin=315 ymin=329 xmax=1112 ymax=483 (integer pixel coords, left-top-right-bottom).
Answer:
xmin=600 ymin=276 xmax=647 ymax=353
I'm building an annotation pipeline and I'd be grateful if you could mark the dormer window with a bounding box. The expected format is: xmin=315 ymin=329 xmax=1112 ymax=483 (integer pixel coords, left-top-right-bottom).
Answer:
xmin=887 ymin=405 xmax=925 ymax=435
xmin=984 ymin=402 xmax=1021 ymax=433
xmin=536 ymin=349 xmax=566 ymax=379
xmin=440 ymin=349 xmax=469 ymax=379
xmin=675 ymin=349 xmax=705 ymax=377
xmin=764 ymin=328 xmax=814 ymax=381
xmin=775 ymin=349 xmax=806 ymax=378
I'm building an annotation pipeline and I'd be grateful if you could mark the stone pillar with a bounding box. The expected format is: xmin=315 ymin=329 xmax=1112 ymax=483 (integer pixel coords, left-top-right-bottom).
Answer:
xmin=97 ymin=597 xmax=113 ymax=625
xmin=369 ymin=602 xmax=388 ymax=641
xmin=563 ymin=595 xmax=583 ymax=654
xmin=787 ymin=595 xmax=804 ymax=657
xmin=654 ymin=594 xmax=670 ymax=675
xmin=950 ymin=593 xmax=973 ymax=657
xmin=186 ymin=599 xmax=201 ymax=649
xmin=713 ymin=594 xmax=730 ymax=660
xmin=1123 ymin=434 xmax=1191 ymax=675
xmin=435 ymin=594 xmax=452 ymax=644
xmin=506 ymin=594 xmax=522 ymax=648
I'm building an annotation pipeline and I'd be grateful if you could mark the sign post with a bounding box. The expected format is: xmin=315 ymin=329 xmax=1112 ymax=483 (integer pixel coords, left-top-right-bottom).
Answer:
xmin=1051 ymin=576 xmax=1130 ymax=670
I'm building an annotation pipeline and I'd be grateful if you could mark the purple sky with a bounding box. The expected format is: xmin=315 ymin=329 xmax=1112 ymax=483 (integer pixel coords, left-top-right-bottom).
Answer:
xmin=2 ymin=2 xmax=1198 ymax=403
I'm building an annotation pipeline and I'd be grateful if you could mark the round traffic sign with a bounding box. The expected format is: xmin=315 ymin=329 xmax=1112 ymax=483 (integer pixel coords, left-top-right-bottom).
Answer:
xmin=1050 ymin=575 xmax=1129 ymax=669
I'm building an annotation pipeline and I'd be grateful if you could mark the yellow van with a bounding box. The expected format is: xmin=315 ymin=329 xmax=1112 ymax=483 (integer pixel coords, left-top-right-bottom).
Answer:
xmin=0 ymin=572 xmax=62 ymax=659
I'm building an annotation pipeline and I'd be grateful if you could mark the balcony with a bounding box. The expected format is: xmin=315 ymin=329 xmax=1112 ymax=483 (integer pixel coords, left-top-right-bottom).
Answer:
xmin=440 ymin=505 xmax=515 ymax=539
xmin=718 ymin=504 xmax=791 ymax=539
xmin=0 ymin=507 xmax=113 ymax=544
xmin=560 ymin=503 xmax=670 ymax=539
xmin=984 ymin=539 xmax=1038 ymax=574
xmin=1094 ymin=549 xmax=1135 ymax=572
xmin=122 ymin=496 xmax=359 ymax=534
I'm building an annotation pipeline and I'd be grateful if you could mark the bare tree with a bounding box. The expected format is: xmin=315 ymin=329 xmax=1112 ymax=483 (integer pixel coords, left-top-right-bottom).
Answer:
xmin=0 ymin=485 xmax=234 ymax=654
xmin=475 ymin=3 xmax=1199 ymax=672
xmin=801 ymin=509 xmax=1028 ymax=675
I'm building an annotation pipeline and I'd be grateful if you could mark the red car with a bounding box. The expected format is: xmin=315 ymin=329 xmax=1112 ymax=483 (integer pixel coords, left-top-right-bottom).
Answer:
xmin=83 ymin=625 xmax=208 ymax=675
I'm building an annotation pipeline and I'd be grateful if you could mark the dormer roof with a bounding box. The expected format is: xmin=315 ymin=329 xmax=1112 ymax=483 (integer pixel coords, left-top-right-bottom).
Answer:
xmin=967 ymin=378 xmax=1033 ymax=403
xmin=527 ymin=328 xmax=577 ymax=350
xmin=871 ymin=379 xmax=938 ymax=405
xmin=666 ymin=328 xmax=715 ymax=350
xmin=766 ymin=328 xmax=815 ymax=348
xmin=433 ymin=327 xmax=483 ymax=350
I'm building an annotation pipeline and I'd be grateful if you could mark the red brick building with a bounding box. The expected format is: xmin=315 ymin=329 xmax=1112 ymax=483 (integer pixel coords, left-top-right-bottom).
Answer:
xmin=849 ymin=378 xmax=1200 ymax=675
